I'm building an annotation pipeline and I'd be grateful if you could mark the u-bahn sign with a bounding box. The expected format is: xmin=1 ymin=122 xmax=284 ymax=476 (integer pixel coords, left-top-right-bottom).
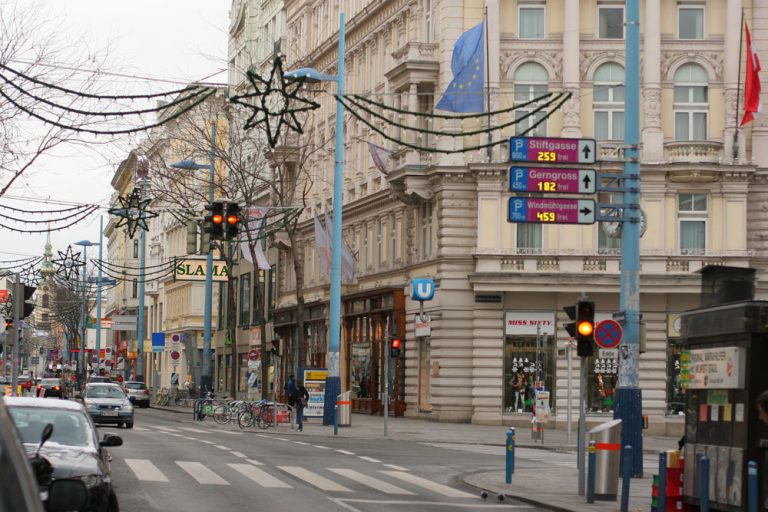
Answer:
xmin=175 ymin=259 xmax=229 ymax=282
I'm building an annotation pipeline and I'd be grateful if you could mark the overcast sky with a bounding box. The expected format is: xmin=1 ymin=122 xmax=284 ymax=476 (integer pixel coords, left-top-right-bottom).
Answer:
xmin=1 ymin=0 xmax=229 ymax=263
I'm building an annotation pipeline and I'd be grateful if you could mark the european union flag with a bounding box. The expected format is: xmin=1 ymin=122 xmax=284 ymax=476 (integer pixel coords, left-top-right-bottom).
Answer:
xmin=436 ymin=21 xmax=485 ymax=113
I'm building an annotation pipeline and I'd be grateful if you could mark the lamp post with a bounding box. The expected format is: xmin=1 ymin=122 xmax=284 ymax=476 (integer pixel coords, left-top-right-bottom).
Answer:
xmin=95 ymin=216 xmax=104 ymax=373
xmin=286 ymin=10 xmax=346 ymax=426
xmin=170 ymin=121 xmax=216 ymax=393
xmin=74 ymin=239 xmax=99 ymax=386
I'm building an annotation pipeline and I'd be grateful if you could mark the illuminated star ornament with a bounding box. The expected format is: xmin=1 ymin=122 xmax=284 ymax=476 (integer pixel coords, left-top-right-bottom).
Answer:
xmin=20 ymin=265 xmax=40 ymax=287
xmin=229 ymin=55 xmax=321 ymax=147
xmin=53 ymin=245 xmax=85 ymax=280
xmin=108 ymin=187 xmax=158 ymax=239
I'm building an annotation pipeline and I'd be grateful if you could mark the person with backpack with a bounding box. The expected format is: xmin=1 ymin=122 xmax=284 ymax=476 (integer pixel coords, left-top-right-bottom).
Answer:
xmin=292 ymin=380 xmax=309 ymax=432
xmin=284 ymin=375 xmax=296 ymax=405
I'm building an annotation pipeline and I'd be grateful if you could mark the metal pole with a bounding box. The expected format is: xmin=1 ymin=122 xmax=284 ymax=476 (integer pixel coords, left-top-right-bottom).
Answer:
xmin=587 ymin=440 xmax=596 ymax=503
xmin=577 ymin=355 xmax=586 ymax=496
xmin=323 ymin=10 xmax=346 ymax=426
xmin=95 ymin=216 xmax=104 ymax=373
xmin=383 ymin=339 xmax=389 ymax=437
xmin=11 ymin=275 xmax=19 ymax=394
xmin=505 ymin=427 xmax=515 ymax=484
xmin=614 ymin=0 xmax=644 ymax=478
xmin=136 ymin=177 xmax=147 ymax=382
xmin=621 ymin=445 xmax=633 ymax=512
xmin=748 ymin=459 xmax=758 ymax=512
xmin=202 ymin=121 xmax=216 ymax=394
xmin=699 ymin=455 xmax=710 ymax=512
xmin=80 ymin=247 xmax=88 ymax=385
xmin=658 ymin=451 xmax=668 ymax=512
xmin=567 ymin=344 xmax=572 ymax=444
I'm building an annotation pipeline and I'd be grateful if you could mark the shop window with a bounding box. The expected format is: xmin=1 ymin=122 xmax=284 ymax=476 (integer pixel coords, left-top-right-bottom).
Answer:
xmin=587 ymin=352 xmax=618 ymax=413
xmin=350 ymin=320 xmax=373 ymax=399
xmin=667 ymin=341 xmax=687 ymax=415
xmin=504 ymin=336 xmax=555 ymax=413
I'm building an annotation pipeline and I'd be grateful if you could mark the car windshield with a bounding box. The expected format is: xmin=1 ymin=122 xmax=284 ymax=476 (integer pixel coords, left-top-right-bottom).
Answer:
xmin=8 ymin=407 xmax=93 ymax=448
xmin=124 ymin=383 xmax=145 ymax=390
xmin=85 ymin=386 xmax=125 ymax=399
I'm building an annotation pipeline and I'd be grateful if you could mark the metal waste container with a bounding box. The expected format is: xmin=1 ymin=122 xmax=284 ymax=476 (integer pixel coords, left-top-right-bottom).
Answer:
xmin=588 ymin=419 xmax=622 ymax=500
xmin=337 ymin=391 xmax=352 ymax=427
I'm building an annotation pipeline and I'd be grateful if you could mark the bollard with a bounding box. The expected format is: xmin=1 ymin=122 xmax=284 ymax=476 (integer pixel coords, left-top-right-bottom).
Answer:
xmin=748 ymin=459 xmax=758 ymax=512
xmin=699 ymin=455 xmax=710 ymax=512
xmin=658 ymin=451 xmax=667 ymax=512
xmin=620 ymin=445 xmax=632 ymax=512
xmin=505 ymin=427 xmax=516 ymax=484
xmin=586 ymin=441 xmax=596 ymax=503
xmin=334 ymin=404 xmax=339 ymax=436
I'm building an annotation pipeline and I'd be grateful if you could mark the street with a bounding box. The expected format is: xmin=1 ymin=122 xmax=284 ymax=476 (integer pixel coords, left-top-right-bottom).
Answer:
xmin=105 ymin=408 xmax=545 ymax=512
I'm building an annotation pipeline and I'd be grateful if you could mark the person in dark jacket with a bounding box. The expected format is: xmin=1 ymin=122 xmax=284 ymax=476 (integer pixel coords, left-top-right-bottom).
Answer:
xmin=284 ymin=375 xmax=296 ymax=406
xmin=292 ymin=380 xmax=309 ymax=432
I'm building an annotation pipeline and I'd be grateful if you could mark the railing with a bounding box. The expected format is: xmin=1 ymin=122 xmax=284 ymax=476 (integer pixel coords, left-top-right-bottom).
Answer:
xmin=664 ymin=141 xmax=723 ymax=164
xmin=390 ymin=42 xmax=438 ymax=68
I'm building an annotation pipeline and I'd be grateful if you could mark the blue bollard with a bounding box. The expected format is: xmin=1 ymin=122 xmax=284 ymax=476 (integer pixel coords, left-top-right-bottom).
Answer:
xmin=505 ymin=427 xmax=516 ymax=484
xmin=587 ymin=440 xmax=596 ymax=503
xmin=334 ymin=404 xmax=339 ymax=436
xmin=748 ymin=459 xmax=758 ymax=512
xmin=658 ymin=451 xmax=667 ymax=512
xmin=621 ymin=445 xmax=632 ymax=512
xmin=699 ymin=455 xmax=710 ymax=512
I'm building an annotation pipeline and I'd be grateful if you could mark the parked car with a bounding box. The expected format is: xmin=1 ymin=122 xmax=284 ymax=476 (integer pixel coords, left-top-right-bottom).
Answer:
xmin=123 ymin=381 xmax=150 ymax=408
xmin=83 ymin=383 xmax=134 ymax=428
xmin=4 ymin=396 xmax=121 ymax=512
xmin=40 ymin=377 xmax=67 ymax=399
xmin=87 ymin=375 xmax=114 ymax=384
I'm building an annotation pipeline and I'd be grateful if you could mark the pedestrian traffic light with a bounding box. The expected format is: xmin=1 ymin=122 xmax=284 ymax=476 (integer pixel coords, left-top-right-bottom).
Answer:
xmin=22 ymin=284 xmax=36 ymax=319
xmin=576 ymin=299 xmax=595 ymax=357
xmin=224 ymin=202 xmax=241 ymax=241
xmin=203 ymin=201 xmax=225 ymax=240
xmin=389 ymin=336 xmax=402 ymax=358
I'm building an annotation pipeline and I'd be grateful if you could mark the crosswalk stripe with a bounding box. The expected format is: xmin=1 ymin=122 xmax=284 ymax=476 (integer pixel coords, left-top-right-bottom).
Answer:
xmin=200 ymin=440 xmax=215 ymax=445
xmin=246 ymin=459 xmax=263 ymax=466
xmin=218 ymin=430 xmax=242 ymax=435
xmin=382 ymin=464 xmax=408 ymax=471
xmin=379 ymin=471 xmax=474 ymax=498
xmin=358 ymin=456 xmax=380 ymax=463
xmin=124 ymin=459 xmax=169 ymax=482
xmin=178 ymin=427 xmax=207 ymax=433
xmin=214 ymin=445 xmax=230 ymax=450
xmin=278 ymin=466 xmax=352 ymax=492
xmin=328 ymin=468 xmax=414 ymax=495
xmin=176 ymin=461 xmax=230 ymax=485
xmin=230 ymin=451 xmax=248 ymax=458
xmin=152 ymin=426 xmax=176 ymax=432
xmin=228 ymin=463 xmax=292 ymax=488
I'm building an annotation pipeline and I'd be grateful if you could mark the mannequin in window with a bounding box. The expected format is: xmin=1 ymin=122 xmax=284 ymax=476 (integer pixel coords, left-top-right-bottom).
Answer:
xmin=510 ymin=369 xmax=526 ymax=412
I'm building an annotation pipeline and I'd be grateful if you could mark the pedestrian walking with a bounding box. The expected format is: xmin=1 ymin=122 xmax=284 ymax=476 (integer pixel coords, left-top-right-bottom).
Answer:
xmin=292 ymin=380 xmax=309 ymax=432
xmin=284 ymin=374 xmax=296 ymax=405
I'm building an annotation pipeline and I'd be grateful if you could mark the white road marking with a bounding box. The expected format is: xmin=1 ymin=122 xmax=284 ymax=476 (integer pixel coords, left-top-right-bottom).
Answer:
xmin=151 ymin=426 xmax=176 ymax=432
xmin=329 ymin=468 xmax=414 ymax=495
xmin=214 ymin=445 xmax=230 ymax=450
xmin=382 ymin=464 xmax=408 ymax=471
xmin=336 ymin=449 xmax=355 ymax=455
xmin=293 ymin=441 xmax=309 ymax=446
xmin=246 ymin=459 xmax=263 ymax=466
xmin=230 ymin=451 xmax=248 ymax=458
xmin=176 ymin=461 xmax=229 ymax=485
xmin=331 ymin=498 xmax=529 ymax=509
xmin=200 ymin=440 xmax=215 ymax=445
xmin=182 ymin=437 xmax=198 ymax=441
xmin=358 ymin=456 xmax=380 ymax=463
xmin=379 ymin=470 xmax=474 ymax=498
xmin=132 ymin=426 xmax=150 ymax=431
xmin=124 ymin=459 xmax=169 ymax=482
xmin=178 ymin=427 xmax=208 ymax=433
xmin=313 ymin=445 xmax=332 ymax=450
xmin=228 ymin=463 xmax=293 ymax=488
xmin=274 ymin=437 xmax=289 ymax=441
xmin=278 ymin=466 xmax=352 ymax=492
xmin=217 ymin=430 xmax=242 ymax=435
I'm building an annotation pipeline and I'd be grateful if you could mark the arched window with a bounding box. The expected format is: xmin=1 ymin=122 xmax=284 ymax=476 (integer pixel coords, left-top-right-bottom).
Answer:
xmin=41 ymin=294 xmax=49 ymax=308
xmin=674 ymin=63 xmax=708 ymax=141
xmin=513 ymin=62 xmax=548 ymax=137
xmin=593 ymin=63 xmax=625 ymax=140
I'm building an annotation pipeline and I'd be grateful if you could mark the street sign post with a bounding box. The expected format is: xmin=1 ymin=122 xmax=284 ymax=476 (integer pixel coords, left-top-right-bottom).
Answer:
xmin=595 ymin=319 xmax=623 ymax=349
xmin=509 ymin=167 xmax=596 ymax=194
xmin=507 ymin=197 xmax=596 ymax=225
xmin=509 ymin=136 xmax=596 ymax=164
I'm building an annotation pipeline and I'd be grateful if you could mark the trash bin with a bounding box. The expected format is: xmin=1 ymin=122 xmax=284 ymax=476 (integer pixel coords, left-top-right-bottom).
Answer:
xmin=588 ymin=418 xmax=622 ymax=500
xmin=337 ymin=391 xmax=352 ymax=427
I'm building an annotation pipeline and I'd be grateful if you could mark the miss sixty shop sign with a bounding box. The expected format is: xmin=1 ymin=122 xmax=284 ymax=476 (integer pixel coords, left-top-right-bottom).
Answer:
xmin=505 ymin=312 xmax=555 ymax=336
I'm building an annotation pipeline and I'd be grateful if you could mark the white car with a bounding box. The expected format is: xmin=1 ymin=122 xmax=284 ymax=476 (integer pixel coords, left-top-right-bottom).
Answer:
xmin=83 ymin=383 xmax=134 ymax=429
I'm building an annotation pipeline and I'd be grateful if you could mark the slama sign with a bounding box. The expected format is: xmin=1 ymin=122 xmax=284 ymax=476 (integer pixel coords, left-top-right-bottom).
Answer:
xmin=175 ymin=259 xmax=229 ymax=282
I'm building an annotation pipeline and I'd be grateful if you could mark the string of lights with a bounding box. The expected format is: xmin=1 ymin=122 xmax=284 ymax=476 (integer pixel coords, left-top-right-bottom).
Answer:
xmin=0 ymin=204 xmax=98 ymax=224
xmin=0 ymin=206 xmax=98 ymax=233
xmin=94 ymin=258 xmax=177 ymax=271
xmin=0 ymin=255 xmax=43 ymax=266
xmin=0 ymin=201 xmax=99 ymax=214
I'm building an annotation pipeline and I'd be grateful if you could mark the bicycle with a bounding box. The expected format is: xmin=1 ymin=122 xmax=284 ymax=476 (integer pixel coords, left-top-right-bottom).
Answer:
xmin=194 ymin=391 xmax=219 ymax=421
xmin=213 ymin=400 xmax=251 ymax=425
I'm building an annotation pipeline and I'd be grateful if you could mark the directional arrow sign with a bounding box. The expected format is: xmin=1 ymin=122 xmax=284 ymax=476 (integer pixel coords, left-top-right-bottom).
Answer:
xmin=507 ymin=197 xmax=596 ymax=225
xmin=509 ymin=137 xmax=597 ymax=164
xmin=509 ymin=167 xmax=596 ymax=194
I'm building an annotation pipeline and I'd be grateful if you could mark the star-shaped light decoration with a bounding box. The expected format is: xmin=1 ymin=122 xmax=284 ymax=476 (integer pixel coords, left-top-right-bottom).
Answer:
xmin=53 ymin=245 xmax=85 ymax=281
xmin=229 ymin=55 xmax=321 ymax=147
xmin=20 ymin=265 xmax=40 ymax=287
xmin=108 ymin=187 xmax=158 ymax=239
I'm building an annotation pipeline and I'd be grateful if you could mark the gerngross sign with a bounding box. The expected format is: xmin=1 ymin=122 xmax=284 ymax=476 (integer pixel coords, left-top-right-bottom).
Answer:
xmin=175 ymin=259 xmax=229 ymax=282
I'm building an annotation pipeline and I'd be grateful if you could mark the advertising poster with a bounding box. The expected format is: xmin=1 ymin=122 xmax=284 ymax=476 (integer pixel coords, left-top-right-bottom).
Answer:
xmin=302 ymin=368 xmax=328 ymax=418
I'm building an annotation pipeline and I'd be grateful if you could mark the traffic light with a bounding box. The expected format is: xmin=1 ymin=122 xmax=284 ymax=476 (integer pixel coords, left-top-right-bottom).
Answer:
xmin=563 ymin=304 xmax=577 ymax=339
xmin=4 ymin=318 xmax=11 ymax=330
xmin=576 ymin=299 xmax=595 ymax=357
xmin=270 ymin=338 xmax=280 ymax=357
xmin=224 ymin=202 xmax=241 ymax=241
xmin=22 ymin=284 xmax=35 ymax=319
xmin=389 ymin=336 xmax=402 ymax=358
xmin=186 ymin=220 xmax=198 ymax=254
xmin=203 ymin=201 xmax=225 ymax=240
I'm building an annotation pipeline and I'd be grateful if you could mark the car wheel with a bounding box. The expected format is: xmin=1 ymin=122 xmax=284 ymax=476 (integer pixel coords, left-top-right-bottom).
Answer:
xmin=108 ymin=489 xmax=120 ymax=512
xmin=125 ymin=422 xmax=134 ymax=429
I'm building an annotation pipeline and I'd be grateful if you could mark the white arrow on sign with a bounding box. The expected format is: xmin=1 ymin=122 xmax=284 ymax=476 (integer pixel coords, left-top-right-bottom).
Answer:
xmin=577 ymin=139 xmax=596 ymax=164
xmin=577 ymin=199 xmax=595 ymax=224
xmin=578 ymin=169 xmax=596 ymax=194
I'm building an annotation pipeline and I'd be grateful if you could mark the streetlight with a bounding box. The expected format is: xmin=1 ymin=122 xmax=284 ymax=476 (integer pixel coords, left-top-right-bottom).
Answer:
xmin=170 ymin=121 xmax=216 ymax=393
xmin=74 ymin=239 xmax=99 ymax=387
xmin=286 ymin=11 xmax=346 ymax=426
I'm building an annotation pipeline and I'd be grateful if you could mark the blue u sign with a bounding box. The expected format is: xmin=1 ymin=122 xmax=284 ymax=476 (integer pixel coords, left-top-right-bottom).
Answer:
xmin=411 ymin=278 xmax=435 ymax=301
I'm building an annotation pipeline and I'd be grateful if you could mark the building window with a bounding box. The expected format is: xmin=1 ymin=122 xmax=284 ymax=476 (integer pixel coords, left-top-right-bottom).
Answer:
xmin=133 ymin=239 xmax=139 ymax=258
xmin=679 ymin=192 xmax=707 ymax=255
xmin=132 ymin=279 xmax=138 ymax=299
xmin=674 ymin=63 xmax=708 ymax=141
xmin=598 ymin=5 xmax=624 ymax=39
xmin=363 ymin=225 xmax=370 ymax=271
xmin=593 ymin=63 xmax=625 ymax=140
xmin=519 ymin=5 xmax=545 ymax=39
xmin=41 ymin=294 xmax=49 ymax=308
xmin=678 ymin=5 xmax=704 ymax=40
xmin=514 ymin=62 xmax=549 ymax=136
xmin=390 ymin=214 xmax=398 ymax=266
xmin=423 ymin=0 xmax=433 ymax=42
xmin=598 ymin=192 xmax=622 ymax=254
xmin=419 ymin=202 xmax=433 ymax=258
xmin=240 ymin=272 xmax=250 ymax=326
xmin=375 ymin=220 xmax=382 ymax=271
xmin=516 ymin=224 xmax=542 ymax=253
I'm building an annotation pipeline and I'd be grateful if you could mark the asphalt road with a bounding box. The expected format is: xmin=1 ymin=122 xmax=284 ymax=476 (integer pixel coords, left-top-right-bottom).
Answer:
xmin=101 ymin=407 xmax=548 ymax=512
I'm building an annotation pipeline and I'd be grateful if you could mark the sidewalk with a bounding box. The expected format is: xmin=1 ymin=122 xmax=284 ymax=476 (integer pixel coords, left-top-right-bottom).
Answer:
xmin=154 ymin=404 xmax=675 ymax=511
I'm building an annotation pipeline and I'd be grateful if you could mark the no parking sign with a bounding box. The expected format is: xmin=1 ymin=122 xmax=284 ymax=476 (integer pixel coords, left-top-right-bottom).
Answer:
xmin=595 ymin=320 xmax=622 ymax=349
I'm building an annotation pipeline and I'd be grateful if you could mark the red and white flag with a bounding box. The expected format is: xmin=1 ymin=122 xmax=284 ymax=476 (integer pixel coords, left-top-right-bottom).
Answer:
xmin=741 ymin=22 xmax=762 ymax=126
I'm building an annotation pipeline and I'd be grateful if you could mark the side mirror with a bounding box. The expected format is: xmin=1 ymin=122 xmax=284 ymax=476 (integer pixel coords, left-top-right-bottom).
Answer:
xmin=36 ymin=423 xmax=53 ymax=457
xmin=47 ymin=479 xmax=88 ymax=512
xmin=99 ymin=433 xmax=123 ymax=448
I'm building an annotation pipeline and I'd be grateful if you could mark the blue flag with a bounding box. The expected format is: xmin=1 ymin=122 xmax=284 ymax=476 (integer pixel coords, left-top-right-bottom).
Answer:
xmin=436 ymin=21 xmax=485 ymax=113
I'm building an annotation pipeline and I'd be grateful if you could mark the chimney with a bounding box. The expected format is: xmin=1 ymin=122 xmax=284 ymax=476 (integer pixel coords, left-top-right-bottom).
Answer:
xmin=699 ymin=265 xmax=756 ymax=307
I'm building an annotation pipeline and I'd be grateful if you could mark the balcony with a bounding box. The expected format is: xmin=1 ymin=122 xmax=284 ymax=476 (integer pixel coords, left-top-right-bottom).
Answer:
xmin=664 ymin=141 xmax=723 ymax=164
xmin=385 ymin=42 xmax=439 ymax=92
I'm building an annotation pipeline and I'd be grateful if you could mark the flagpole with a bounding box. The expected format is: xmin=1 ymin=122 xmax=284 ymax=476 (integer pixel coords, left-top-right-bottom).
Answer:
xmin=484 ymin=8 xmax=491 ymax=161
xmin=733 ymin=9 xmax=745 ymax=161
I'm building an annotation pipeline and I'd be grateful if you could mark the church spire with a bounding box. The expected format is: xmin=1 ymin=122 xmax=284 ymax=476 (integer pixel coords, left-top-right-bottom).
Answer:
xmin=40 ymin=228 xmax=56 ymax=278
